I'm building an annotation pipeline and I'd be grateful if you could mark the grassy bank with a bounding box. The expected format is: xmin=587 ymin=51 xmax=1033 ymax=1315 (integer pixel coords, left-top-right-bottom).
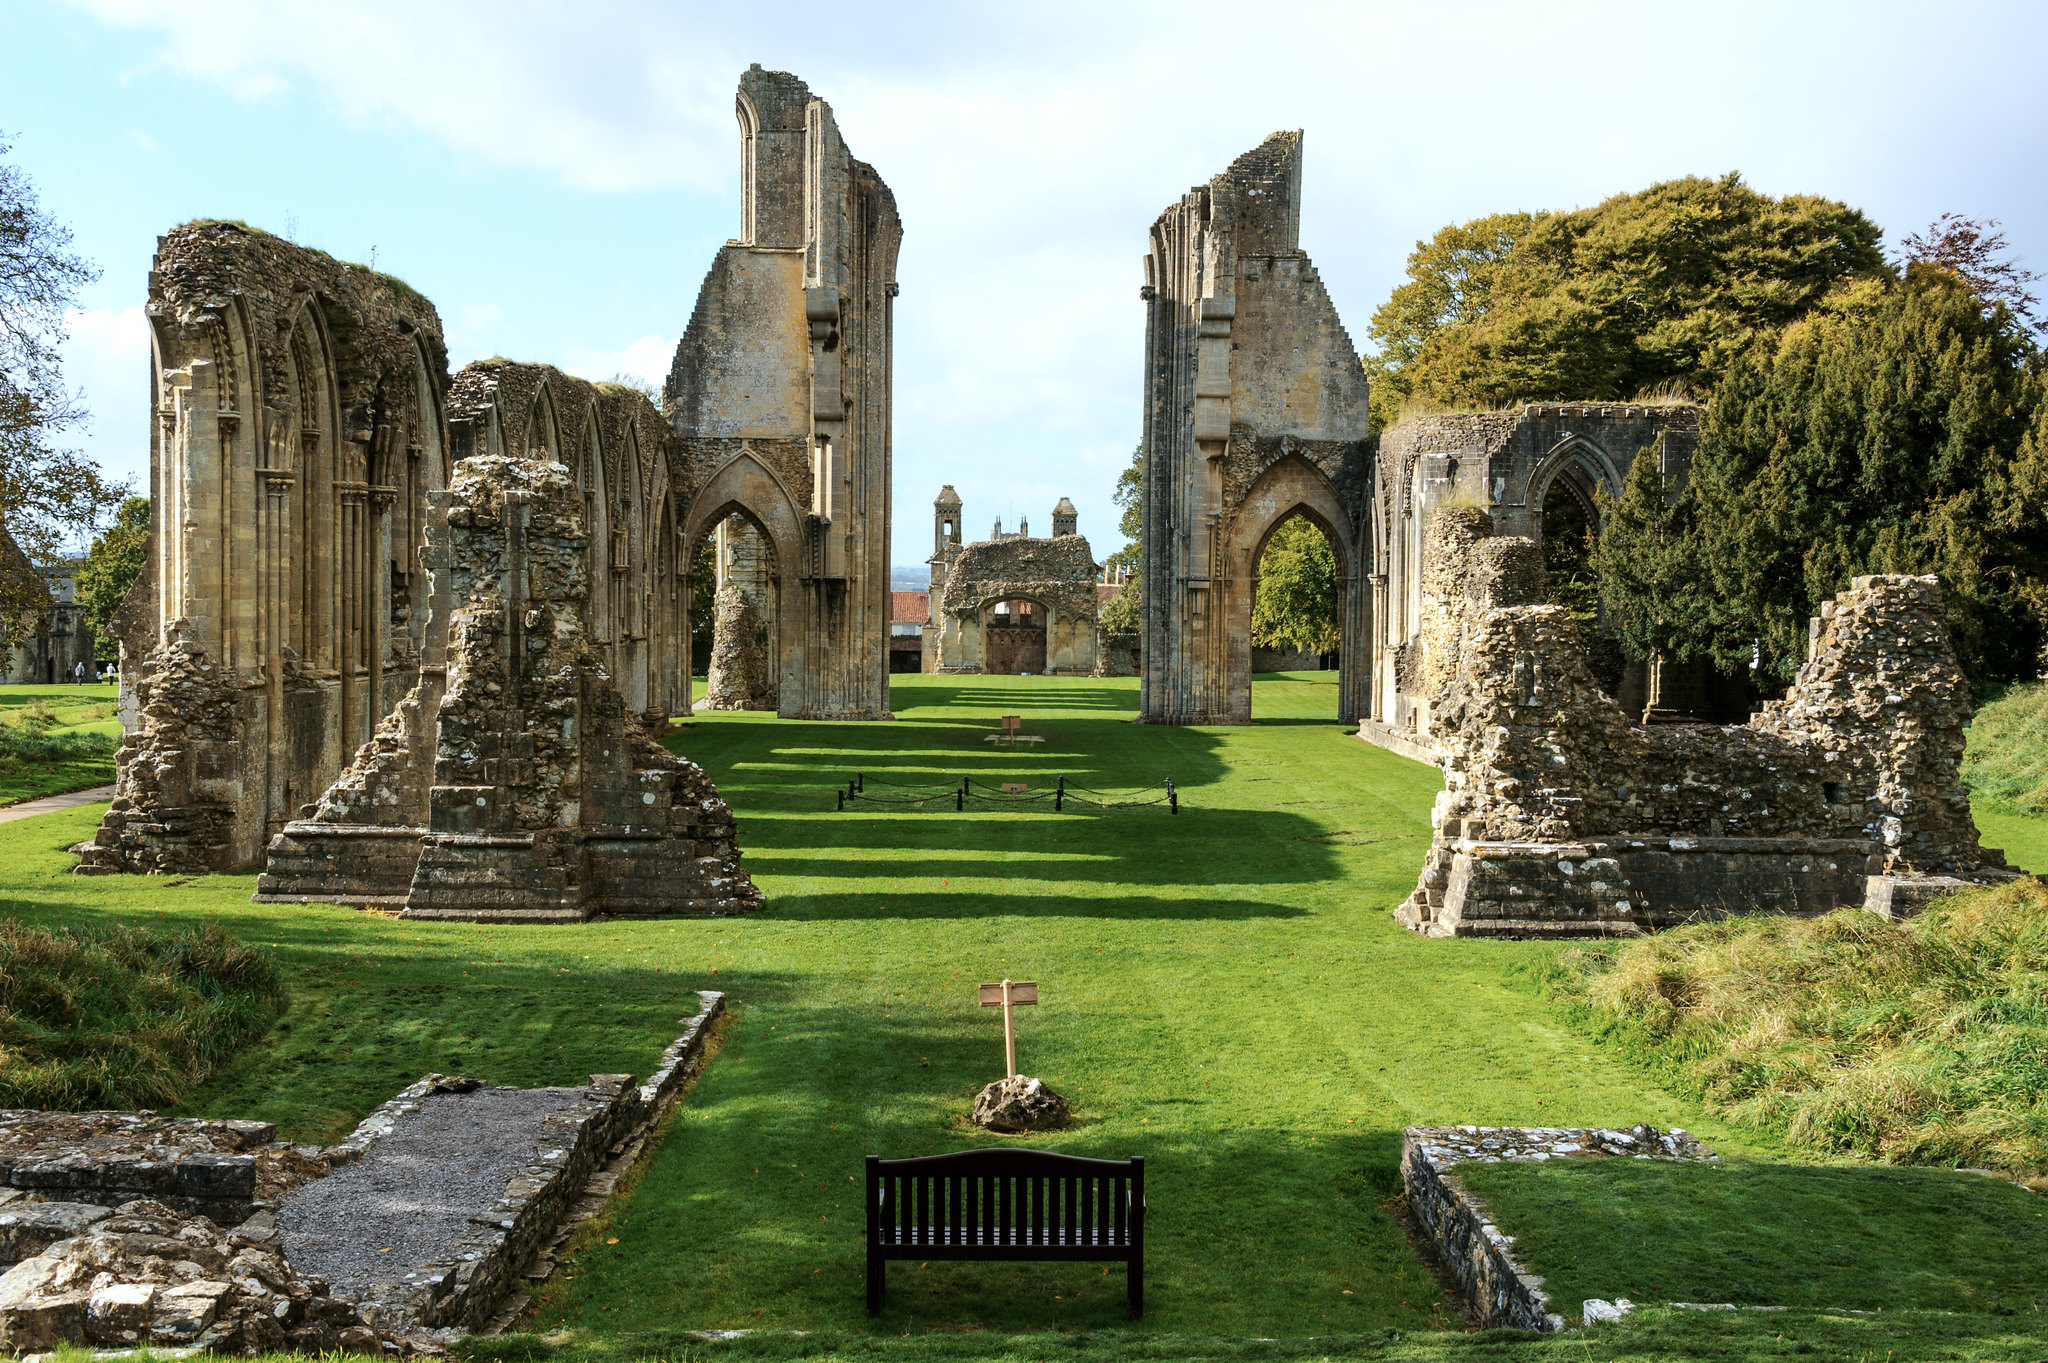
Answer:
xmin=0 ymin=684 xmax=120 ymax=805
xmin=0 ymin=918 xmax=283 ymax=1108
xmin=1538 ymin=880 xmax=2048 ymax=1178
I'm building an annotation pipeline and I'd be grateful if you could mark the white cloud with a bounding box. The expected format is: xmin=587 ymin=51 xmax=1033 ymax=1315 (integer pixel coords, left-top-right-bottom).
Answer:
xmin=122 ymin=128 xmax=155 ymax=153
xmin=562 ymin=335 xmax=675 ymax=392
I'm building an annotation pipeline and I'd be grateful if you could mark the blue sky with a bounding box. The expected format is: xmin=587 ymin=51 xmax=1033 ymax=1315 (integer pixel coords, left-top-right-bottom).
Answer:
xmin=10 ymin=0 xmax=2046 ymax=567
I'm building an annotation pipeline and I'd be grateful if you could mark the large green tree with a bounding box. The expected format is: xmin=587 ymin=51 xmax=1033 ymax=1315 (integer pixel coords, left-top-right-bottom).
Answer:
xmin=0 ymin=136 xmax=126 ymax=637
xmin=1251 ymin=517 xmax=1340 ymax=655
xmin=75 ymin=495 xmax=149 ymax=652
xmin=1363 ymin=175 xmax=1888 ymax=422
xmin=1593 ymin=265 xmax=2047 ymax=691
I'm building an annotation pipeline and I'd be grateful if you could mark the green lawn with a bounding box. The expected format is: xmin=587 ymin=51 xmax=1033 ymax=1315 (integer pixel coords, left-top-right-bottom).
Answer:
xmin=1455 ymin=1158 xmax=2048 ymax=1324
xmin=0 ymin=682 xmax=119 ymax=805
xmin=0 ymin=672 xmax=2040 ymax=1357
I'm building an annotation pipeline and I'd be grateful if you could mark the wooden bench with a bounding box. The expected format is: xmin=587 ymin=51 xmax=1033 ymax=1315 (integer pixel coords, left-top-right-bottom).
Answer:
xmin=865 ymin=1149 xmax=1145 ymax=1318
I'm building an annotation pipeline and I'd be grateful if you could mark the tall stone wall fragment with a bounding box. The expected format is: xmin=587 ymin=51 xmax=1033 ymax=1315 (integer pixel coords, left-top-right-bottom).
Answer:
xmin=77 ymin=222 xmax=454 ymax=874
xmin=665 ymin=65 xmax=899 ymax=721
xmin=1138 ymin=132 xmax=1374 ymax=724
xmin=400 ymin=455 xmax=757 ymax=923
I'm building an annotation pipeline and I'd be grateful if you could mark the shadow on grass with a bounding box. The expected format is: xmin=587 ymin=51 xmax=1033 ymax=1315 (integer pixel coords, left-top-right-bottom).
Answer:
xmin=751 ymin=892 xmax=1310 ymax=922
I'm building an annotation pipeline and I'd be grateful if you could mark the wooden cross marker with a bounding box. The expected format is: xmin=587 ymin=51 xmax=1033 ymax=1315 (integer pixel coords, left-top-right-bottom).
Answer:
xmin=977 ymin=979 xmax=1039 ymax=1077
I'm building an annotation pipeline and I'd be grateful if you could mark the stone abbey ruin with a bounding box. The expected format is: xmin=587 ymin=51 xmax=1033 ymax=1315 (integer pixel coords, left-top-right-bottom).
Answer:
xmin=78 ymin=63 xmax=897 ymax=918
xmin=70 ymin=64 xmax=2016 ymax=936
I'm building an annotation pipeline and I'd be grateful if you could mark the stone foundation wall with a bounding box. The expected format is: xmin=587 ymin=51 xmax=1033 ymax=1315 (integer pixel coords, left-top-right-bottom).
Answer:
xmin=1402 ymin=1124 xmax=1716 ymax=1330
xmin=1398 ymin=567 xmax=2013 ymax=938
xmin=0 ymin=1114 xmax=322 ymax=1226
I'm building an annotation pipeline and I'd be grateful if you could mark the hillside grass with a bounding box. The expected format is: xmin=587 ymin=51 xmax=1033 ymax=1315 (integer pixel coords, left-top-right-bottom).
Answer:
xmin=0 ymin=683 xmax=120 ymax=805
xmin=1964 ymin=680 xmax=2048 ymax=812
xmin=0 ymin=918 xmax=283 ymax=1108
xmin=1537 ymin=880 xmax=2048 ymax=1178
xmin=1454 ymin=1158 xmax=2048 ymax=1325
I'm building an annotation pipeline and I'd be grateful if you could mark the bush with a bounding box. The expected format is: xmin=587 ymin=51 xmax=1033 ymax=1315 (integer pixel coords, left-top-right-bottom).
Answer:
xmin=0 ymin=920 xmax=285 ymax=1109
xmin=1537 ymin=880 xmax=2048 ymax=1179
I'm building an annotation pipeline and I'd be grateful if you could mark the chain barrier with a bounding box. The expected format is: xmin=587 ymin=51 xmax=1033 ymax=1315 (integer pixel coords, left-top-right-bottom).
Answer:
xmin=833 ymin=773 xmax=1179 ymax=813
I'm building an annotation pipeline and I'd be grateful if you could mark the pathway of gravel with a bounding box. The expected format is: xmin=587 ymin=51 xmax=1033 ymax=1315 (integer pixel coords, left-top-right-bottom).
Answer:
xmin=277 ymin=1086 xmax=584 ymax=1300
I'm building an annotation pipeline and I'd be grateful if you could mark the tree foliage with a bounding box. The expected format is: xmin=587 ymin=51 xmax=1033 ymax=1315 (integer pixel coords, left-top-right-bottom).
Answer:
xmin=76 ymin=496 xmax=149 ymax=651
xmin=1593 ymin=265 xmax=2048 ymax=691
xmin=1363 ymin=175 xmax=1888 ymax=420
xmin=0 ymin=136 xmax=125 ymax=632
xmin=1251 ymin=517 xmax=1339 ymax=655
xmin=1098 ymin=443 xmax=1143 ymax=633
xmin=1896 ymin=214 xmax=2042 ymax=337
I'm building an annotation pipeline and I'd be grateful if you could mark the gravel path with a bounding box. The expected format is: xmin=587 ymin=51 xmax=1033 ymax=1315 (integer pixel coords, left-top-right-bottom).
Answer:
xmin=277 ymin=1087 xmax=584 ymax=1298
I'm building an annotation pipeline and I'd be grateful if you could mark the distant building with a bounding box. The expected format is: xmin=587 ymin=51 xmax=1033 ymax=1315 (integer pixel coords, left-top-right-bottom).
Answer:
xmin=1 ymin=548 xmax=96 ymax=684
xmin=890 ymin=589 xmax=930 ymax=673
xmin=925 ymin=488 xmax=1123 ymax=675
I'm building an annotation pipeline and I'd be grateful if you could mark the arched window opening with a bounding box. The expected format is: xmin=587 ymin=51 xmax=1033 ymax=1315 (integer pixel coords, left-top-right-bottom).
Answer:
xmin=1249 ymin=510 xmax=1344 ymax=721
xmin=1541 ymin=471 xmax=1600 ymax=638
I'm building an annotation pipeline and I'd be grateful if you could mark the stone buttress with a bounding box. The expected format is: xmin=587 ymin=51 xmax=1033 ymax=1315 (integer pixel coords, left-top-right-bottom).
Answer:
xmin=665 ymin=65 xmax=900 ymax=721
xmin=1138 ymin=131 xmax=1374 ymax=724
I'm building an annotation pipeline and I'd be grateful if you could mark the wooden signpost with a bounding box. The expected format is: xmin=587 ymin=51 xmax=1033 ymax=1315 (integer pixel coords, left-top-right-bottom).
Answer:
xmin=977 ymin=979 xmax=1039 ymax=1077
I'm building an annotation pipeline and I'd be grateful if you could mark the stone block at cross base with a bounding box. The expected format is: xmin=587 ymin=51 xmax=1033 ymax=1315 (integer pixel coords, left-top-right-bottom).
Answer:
xmin=972 ymin=1076 xmax=1073 ymax=1133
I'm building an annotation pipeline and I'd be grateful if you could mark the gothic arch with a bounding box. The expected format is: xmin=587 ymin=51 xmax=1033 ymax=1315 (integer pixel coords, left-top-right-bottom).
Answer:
xmin=681 ymin=447 xmax=807 ymax=570
xmin=1528 ymin=436 xmax=1623 ymax=541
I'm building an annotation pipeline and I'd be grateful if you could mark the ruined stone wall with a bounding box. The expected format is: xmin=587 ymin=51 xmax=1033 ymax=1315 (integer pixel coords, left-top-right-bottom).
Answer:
xmin=1369 ymin=404 xmax=1702 ymax=739
xmin=80 ymin=222 xmax=451 ymax=875
xmin=1397 ymin=572 xmax=2013 ymax=938
xmin=665 ymin=65 xmax=900 ymax=721
xmin=931 ymin=534 xmax=1102 ymax=675
xmin=1139 ymin=132 xmax=1373 ymax=725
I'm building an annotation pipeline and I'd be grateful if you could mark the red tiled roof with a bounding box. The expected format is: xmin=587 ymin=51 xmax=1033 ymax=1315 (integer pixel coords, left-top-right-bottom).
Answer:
xmin=891 ymin=590 xmax=930 ymax=624
xmin=1097 ymin=582 xmax=1126 ymax=606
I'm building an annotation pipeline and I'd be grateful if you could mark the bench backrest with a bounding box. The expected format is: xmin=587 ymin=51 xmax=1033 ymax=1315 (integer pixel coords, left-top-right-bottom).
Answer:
xmin=867 ymin=1148 xmax=1143 ymax=1248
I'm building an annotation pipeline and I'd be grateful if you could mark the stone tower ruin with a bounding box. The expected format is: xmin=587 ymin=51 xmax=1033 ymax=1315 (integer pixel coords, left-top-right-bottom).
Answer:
xmin=664 ymin=64 xmax=901 ymax=721
xmin=1138 ymin=132 xmax=1374 ymax=724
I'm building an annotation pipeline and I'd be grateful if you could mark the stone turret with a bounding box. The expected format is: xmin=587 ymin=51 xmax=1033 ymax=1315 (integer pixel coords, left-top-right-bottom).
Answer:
xmin=1051 ymin=497 xmax=1078 ymax=538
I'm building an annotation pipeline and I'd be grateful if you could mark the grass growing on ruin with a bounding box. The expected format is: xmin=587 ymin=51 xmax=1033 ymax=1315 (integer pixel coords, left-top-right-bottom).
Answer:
xmin=1537 ymin=880 xmax=2048 ymax=1179
xmin=0 ymin=683 xmax=120 ymax=805
xmin=0 ymin=918 xmax=284 ymax=1109
xmin=1453 ymin=1157 xmax=2048 ymax=1324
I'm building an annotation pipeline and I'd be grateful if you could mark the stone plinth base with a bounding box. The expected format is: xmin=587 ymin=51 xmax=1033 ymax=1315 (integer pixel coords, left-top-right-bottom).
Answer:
xmin=1863 ymin=871 xmax=2027 ymax=920
xmin=253 ymin=822 xmax=426 ymax=907
xmin=1355 ymin=719 xmax=1440 ymax=766
xmin=1397 ymin=835 xmax=1881 ymax=939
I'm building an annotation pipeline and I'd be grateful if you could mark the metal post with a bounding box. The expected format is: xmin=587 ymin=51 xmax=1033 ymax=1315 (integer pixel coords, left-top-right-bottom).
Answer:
xmin=837 ymin=790 xmax=844 ymax=811
xmin=848 ymin=778 xmax=857 ymax=799
xmin=1167 ymin=778 xmax=1177 ymax=815
xmin=1001 ymin=978 xmax=1017 ymax=1078
xmin=858 ymin=774 xmax=866 ymax=793
xmin=956 ymin=788 xmax=963 ymax=812
xmin=1056 ymin=776 xmax=1064 ymax=813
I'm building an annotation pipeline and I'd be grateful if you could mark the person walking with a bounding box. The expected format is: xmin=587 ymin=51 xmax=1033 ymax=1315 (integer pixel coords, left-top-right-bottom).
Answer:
xmin=71 ymin=660 xmax=85 ymax=686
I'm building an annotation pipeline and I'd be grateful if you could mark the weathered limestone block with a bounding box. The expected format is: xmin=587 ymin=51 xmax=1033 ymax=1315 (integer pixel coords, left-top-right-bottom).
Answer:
xmin=0 ymin=1199 xmax=387 ymax=1356
xmin=76 ymin=631 xmax=243 ymax=876
xmin=1396 ymin=556 xmax=2013 ymax=938
xmin=399 ymin=455 xmax=758 ymax=922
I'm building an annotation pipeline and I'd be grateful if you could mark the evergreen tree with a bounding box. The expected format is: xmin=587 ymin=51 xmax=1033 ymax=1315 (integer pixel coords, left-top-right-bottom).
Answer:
xmin=1594 ymin=265 xmax=2047 ymax=691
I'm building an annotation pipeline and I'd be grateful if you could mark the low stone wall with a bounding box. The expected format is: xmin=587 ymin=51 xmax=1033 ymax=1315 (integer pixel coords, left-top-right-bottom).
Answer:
xmin=0 ymin=1114 xmax=310 ymax=1225
xmin=1402 ymin=1125 xmax=1717 ymax=1330
xmin=327 ymin=991 xmax=725 ymax=1335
